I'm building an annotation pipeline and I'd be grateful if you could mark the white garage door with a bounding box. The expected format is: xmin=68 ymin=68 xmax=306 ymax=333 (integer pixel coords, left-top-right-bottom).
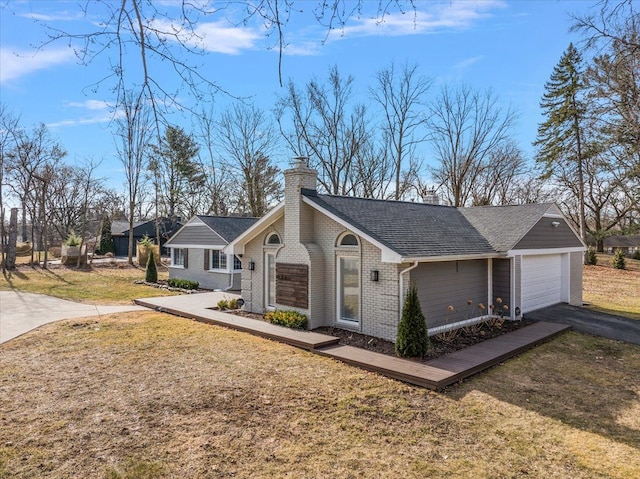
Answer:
xmin=521 ymin=254 xmax=563 ymax=313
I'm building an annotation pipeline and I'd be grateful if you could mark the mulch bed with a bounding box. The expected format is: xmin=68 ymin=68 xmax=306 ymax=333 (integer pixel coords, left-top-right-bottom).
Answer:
xmin=231 ymin=310 xmax=533 ymax=362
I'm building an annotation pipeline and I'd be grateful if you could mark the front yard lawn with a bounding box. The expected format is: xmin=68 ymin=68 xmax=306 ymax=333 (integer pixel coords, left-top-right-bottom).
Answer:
xmin=583 ymin=255 xmax=640 ymax=320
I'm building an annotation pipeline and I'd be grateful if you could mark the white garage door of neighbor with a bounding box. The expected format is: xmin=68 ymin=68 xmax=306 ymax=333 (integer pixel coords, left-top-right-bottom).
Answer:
xmin=521 ymin=254 xmax=563 ymax=313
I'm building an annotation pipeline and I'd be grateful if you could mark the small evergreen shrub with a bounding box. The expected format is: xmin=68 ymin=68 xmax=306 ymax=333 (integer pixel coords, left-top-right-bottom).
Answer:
xmin=65 ymin=231 xmax=81 ymax=247
xmin=167 ymin=278 xmax=199 ymax=290
xmin=98 ymin=217 xmax=115 ymax=255
xmin=587 ymin=248 xmax=597 ymax=265
xmin=145 ymin=249 xmax=158 ymax=283
xmin=612 ymin=249 xmax=626 ymax=270
xmin=632 ymin=250 xmax=640 ymax=261
xmin=395 ymin=284 xmax=430 ymax=358
xmin=265 ymin=310 xmax=307 ymax=329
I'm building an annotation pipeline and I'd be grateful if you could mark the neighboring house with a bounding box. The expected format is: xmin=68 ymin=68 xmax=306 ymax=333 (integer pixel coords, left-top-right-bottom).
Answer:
xmin=165 ymin=215 xmax=259 ymax=291
xmin=602 ymin=235 xmax=640 ymax=255
xmin=111 ymin=218 xmax=181 ymax=257
xmin=227 ymin=159 xmax=586 ymax=342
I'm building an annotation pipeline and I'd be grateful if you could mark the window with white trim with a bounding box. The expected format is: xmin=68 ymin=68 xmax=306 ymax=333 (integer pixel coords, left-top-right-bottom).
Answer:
xmin=210 ymin=250 xmax=227 ymax=270
xmin=172 ymin=248 xmax=186 ymax=267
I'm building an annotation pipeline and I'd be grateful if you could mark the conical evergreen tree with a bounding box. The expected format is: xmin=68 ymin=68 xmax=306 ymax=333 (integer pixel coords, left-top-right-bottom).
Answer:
xmin=395 ymin=284 xmax=429 ymax=358
xmin=145 ymin=249 xmax=158 ymax=283
xmin=98 ymin=216 xmax=115 ymax=255
xmin=534 ymin=43 xmax=588 ymax=262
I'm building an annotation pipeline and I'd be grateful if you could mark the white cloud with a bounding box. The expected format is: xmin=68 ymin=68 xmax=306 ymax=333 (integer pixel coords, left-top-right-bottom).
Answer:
xmin=327 ymin=0 xmax=507 ymax=39
xmin=66 ymin=100 xmax=111 ymax=111
xmin=150 ymin=19 xmax=260 ymax=55
xmin=0 ymin=47 xmax=75 ymax=84
xmin=453 ymin=55 xmax=484 ymax=72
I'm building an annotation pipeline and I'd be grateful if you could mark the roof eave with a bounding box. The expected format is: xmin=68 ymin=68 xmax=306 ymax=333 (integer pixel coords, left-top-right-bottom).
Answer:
xmin=400 ymin=252 xmax=503 ymax=263
xmin=225 ymin=202 xmax=285 ymax=254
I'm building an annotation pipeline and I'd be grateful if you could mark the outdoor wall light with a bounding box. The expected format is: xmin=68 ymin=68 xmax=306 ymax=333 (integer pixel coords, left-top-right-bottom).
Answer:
xmin=248 ymin=260 xmax=255 ymax=271
xmin=370 ymin=270 xmax=379 ymax=282
xmin=551 ymin=221 xmax=560 ymax=228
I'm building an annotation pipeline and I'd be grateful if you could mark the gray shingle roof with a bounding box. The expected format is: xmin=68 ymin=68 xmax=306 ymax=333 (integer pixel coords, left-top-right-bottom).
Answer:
xmin=196 ymin=216 xmax=260 ymax=243
xmin=460 ymin=203 xmax=554 ymax=252
xmin=303 ymin=191 xmax=496 ymax=258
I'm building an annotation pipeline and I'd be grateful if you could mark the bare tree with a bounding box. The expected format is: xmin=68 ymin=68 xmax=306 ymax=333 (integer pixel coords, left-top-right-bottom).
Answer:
xmin=196 ymin=107 xmax=233 ymax=216
xmin=469 ymin=142 xmax=528 ymax=206
xmin=5 ymin=124 xmax=66 ymax=257
xmin=428 ymin=85 xmax=518 ymax=207
xmin=216 ymin=102 xmax=282 ymax=216
xmin=370 ymin=62 xmax=431 ymax=200
xmin=276 ymin=65 xmax=369 ymax=196
xmin=572 ymin=0 xmax=639 ymax=55
xmin=115 ymin=90 xmax=152 ymax=264
xmin=0 ymin=105 xmax=20 ymax=272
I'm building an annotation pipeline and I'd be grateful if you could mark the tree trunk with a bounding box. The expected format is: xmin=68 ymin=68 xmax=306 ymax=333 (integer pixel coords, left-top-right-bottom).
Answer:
xmin=6 ymin=208 xmax=18 ymax=270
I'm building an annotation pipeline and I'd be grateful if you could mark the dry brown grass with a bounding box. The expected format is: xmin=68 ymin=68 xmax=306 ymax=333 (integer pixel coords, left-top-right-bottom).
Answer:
xmin=583 ymin=254 xmax=640 ymax=320
xmin=1 ymin=312 xmax=639 ymax=479
xmin=0 ymin=266 xmax=175 ymax=304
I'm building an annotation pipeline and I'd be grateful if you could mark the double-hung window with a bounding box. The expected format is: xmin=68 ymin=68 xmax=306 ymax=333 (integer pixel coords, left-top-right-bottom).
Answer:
xmin=172 ymin=248 xmax=186 ymax=267
xmin=210 ymin=250 xmax=227 ymax=270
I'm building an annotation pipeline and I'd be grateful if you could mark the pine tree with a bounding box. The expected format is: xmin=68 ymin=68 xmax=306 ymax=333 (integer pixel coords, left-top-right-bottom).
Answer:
xmin=97 ymin=216 xmax=115 ymax=255
xmin=612 ymin=249 xmax=626 ymax=270
xmin=395 ymin=284 xmax=429 ymax=358
xmin=534 ymin=43 xmax=589 ymax=263
xmin=145 ymin=249 xmax=158 ymax=283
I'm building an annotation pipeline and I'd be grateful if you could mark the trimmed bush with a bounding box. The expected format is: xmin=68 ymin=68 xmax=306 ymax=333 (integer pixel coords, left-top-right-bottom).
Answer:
xmin=265 ymin=310 xmax=307 ymax=329
xmin=632 ymin=250 xmax=640 ymax=261
xmin=395 ymin=284 xmax=430 ymax=358
xmin=167 ymin=278 xmax=199 ymax=290
xmin=612 ymin=249 xmax=626 ymax=270
xmin=587 ymin=248 xmax=597 ymax=265
xmin=146 ymin=249 xmax=158 ymax=283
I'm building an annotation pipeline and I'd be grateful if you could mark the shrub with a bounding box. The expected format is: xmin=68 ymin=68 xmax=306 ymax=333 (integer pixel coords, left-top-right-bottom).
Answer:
xmin=587 ymin=248 xmax=597 ymax=265
xmin=167 ymin=278 xmax=199 ymax=290
xmin=65 ymin=231 xmax=81 ymax=247
xmin=265 ymin=310 xmax=307 ymax=329
xmin=217 ymin=299 xmax=229 ymax=310
xmin=632 ymin=250 xmax=640 ymax=261
xmin=395 ymin=284 xmax=429 ymax=358
xmin=145 ymin=249 xmax=158 ymax=283
xmin=612 ymin=249 xmax=626 ymax=270
xmin=98 ymin=217 xmax=115 ymax=255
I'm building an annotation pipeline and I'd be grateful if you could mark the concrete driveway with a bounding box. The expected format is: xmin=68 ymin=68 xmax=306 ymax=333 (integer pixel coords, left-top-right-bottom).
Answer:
xmin=0 ymin=290 xmax=146 ymax=344
xmin=525 ymin=303 xmax=640 ymax=345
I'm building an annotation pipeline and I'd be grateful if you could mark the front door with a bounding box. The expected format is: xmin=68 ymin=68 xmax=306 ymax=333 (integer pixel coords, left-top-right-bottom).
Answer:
xmin=337 ymin=256 xmax=360 ymax=324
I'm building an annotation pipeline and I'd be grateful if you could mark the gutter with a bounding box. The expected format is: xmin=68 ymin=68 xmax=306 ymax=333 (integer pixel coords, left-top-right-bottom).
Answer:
xmin=398 ymin=261 xmax=419 ymax=321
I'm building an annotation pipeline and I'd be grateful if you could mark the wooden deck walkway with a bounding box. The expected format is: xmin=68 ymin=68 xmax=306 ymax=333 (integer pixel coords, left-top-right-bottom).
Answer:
xmin=317 ymin=321 xmax=571 ymax=389
xmin=135 ymin=293 xmax=571 ymax=390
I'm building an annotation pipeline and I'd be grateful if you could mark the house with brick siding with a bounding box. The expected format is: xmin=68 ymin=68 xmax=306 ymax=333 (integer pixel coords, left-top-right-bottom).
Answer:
xmin=227 ymin=158 xmax=585 ymax=342
xmin=165 ymin=215 xmax=258 ymax=291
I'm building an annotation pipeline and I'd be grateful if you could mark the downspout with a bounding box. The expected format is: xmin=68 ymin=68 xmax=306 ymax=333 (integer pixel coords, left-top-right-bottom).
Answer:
xmin=398 ymin=261 xmax=419 ymax=321
xmin=224 ymin=253 xmax=237 ymax=291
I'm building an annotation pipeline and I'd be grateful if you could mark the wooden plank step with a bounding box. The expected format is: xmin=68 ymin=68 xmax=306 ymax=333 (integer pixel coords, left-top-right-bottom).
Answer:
xmin=134 ymin=299 xmax=340 ymax=350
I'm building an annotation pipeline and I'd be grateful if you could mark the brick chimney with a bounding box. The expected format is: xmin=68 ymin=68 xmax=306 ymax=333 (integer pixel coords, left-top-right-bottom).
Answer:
xmin=283 ymin=156 xmax=317 ymax=247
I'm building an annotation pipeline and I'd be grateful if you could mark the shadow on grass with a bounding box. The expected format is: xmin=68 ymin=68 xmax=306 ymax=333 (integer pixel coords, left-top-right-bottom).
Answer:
xmin=446 ymin=331 xmax=640 ymax=450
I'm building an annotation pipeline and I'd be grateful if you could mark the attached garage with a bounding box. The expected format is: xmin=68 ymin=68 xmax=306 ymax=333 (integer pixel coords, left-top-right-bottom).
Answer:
xmin=521 ymin=253 xmax=566 ymax=313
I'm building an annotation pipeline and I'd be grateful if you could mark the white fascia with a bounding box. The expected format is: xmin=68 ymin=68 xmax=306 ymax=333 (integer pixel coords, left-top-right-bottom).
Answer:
xmin=225 ymin=202 xmax=285 ymax=255
xmin=507 ymin=246 xmax=585 ymax=257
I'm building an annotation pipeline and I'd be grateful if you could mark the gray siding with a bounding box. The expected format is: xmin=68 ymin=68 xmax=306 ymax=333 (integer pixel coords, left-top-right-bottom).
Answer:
xmin=569 ymin=251 xmax=583 ymax=306
xmin=410 ymin=260 xmax=488 ymax=330
xmin=492 ymin=258 xmax=511 ymax=316
xmin=168 ymin=224 xmax=226 ymax=247
xmin=515 ymin=217 xmax=583 ymax=250
xmin=169 ymin=248 xmax=236 ymax=290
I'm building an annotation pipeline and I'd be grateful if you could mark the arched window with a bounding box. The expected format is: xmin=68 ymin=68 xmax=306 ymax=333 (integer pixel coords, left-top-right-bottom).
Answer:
xmin=265 ymin=233 xmax=281 ymax=245
xmin=337 ymin=233 xmax=359 ymax=247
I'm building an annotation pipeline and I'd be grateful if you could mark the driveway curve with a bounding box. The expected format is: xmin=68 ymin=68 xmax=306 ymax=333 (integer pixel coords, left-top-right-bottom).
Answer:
xmin=525 ymin=303 xmax=640 ymax=345
xmin=0 ymin=290 xmax=145 ymax=344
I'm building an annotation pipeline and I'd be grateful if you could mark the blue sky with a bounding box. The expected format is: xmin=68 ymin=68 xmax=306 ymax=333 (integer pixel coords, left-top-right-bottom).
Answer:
xmin=1 ymin=0 xmax=597 ymax=193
